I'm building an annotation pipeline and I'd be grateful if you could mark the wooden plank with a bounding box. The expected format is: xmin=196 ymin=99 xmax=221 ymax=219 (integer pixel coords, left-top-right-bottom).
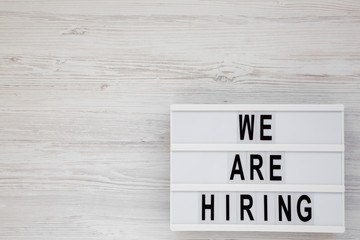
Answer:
xmin=0 ymin=0 xmax=359 ymax=239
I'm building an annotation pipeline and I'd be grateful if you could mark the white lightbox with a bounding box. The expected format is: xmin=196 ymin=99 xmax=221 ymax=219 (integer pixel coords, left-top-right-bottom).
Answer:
xmin=170 ymin=104 xmax=345 ymax=233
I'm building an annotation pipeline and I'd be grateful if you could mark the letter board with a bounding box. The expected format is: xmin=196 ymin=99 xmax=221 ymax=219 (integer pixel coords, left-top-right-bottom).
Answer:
xmin=170 ymin=104 xmax=345 ymax=233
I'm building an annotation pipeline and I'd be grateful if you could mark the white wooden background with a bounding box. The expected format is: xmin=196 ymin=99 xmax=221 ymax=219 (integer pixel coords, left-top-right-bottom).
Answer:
xmin=0 ymin=0 xmax=359 ymax=239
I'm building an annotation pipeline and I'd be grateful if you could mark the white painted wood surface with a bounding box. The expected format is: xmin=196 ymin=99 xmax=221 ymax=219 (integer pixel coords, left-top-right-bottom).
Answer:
xmin=0 ymin=0 xmax=359 ymax=239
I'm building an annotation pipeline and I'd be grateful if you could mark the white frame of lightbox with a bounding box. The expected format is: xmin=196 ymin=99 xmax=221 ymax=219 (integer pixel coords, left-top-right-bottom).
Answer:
xmin=170 ymin=104 xmax=345 ymax=233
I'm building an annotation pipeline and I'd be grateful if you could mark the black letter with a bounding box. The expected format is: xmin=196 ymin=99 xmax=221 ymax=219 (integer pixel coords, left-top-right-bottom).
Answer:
xmin=202 ymin=194 xmax=214 ymax=221
xmin=250 ymin=154 xmax=264 ymax=180
xmin=260 ymin=115 xmax=272 ymax=141
xmin=240 ymin=194 xmax=254 ymax=221
xmin=297 ymin=195 xmax=312 ymax=222
xmin=279 ymin=195 xmax=291 ymax=221
xmin=230 ymin=154 xmax=245 ymax=180
xmin=264 ymin=195 xmax=268 ymax=221
xmin=239 ymin=114 xmax=255 ymax=140
xmin=270 ymin=155 xmax=282 ymax=181
xmin=226 ymin=195 xmax=230 ymax=221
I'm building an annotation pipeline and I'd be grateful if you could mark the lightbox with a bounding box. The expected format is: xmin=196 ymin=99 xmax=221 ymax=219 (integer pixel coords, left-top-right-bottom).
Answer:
xmin=170 ymin=104 xmax=344 ymax=233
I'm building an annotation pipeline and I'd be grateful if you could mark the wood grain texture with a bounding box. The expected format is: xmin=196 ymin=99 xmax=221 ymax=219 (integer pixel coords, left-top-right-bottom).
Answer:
xmin=0 ymin=0 xmax=359 ymax=239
